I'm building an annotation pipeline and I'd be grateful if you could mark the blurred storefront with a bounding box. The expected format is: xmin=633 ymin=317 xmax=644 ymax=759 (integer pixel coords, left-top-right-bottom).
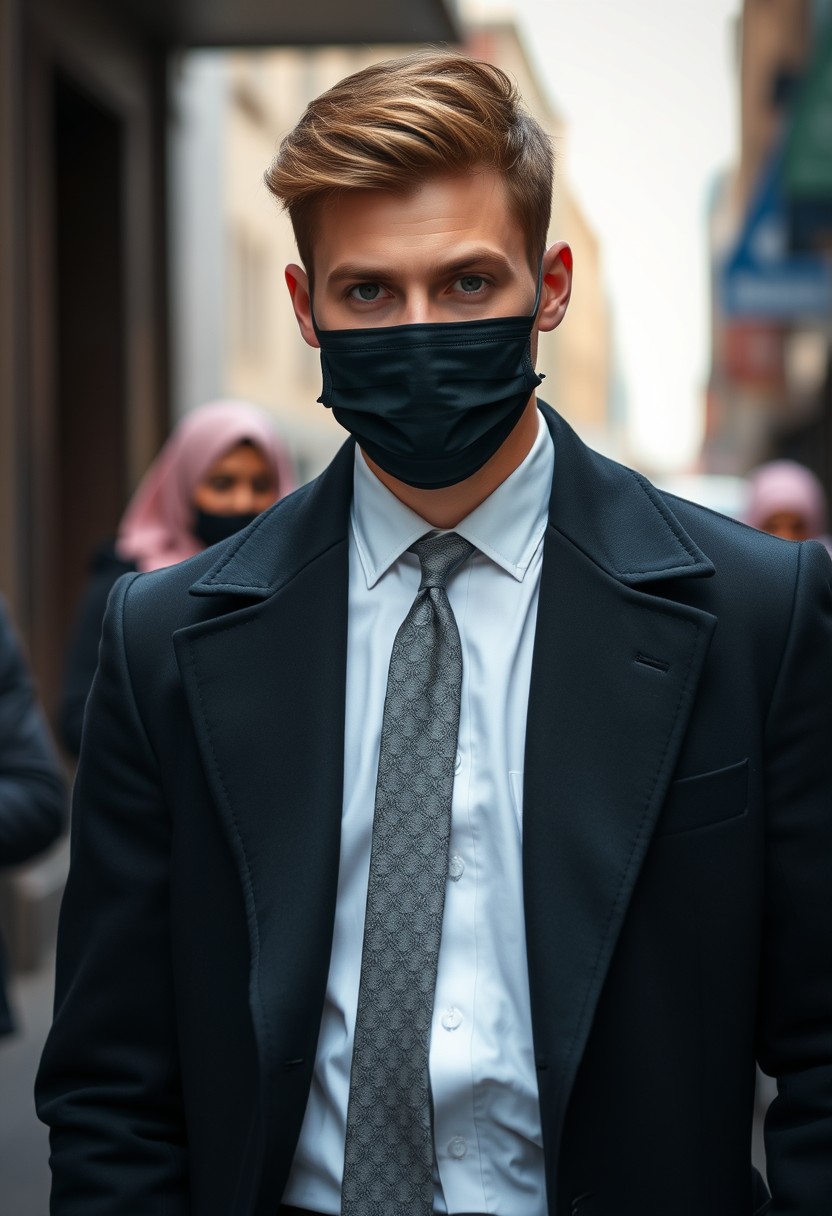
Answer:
xmin=705 ymin=0 xmax=832 ymax=492
xmin=169 ymin=14 xmax=613 ymax=486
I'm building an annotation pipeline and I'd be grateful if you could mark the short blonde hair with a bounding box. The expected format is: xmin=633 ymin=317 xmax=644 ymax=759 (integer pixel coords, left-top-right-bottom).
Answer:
xmin=265 ymin=50 xmax=553 ymax=274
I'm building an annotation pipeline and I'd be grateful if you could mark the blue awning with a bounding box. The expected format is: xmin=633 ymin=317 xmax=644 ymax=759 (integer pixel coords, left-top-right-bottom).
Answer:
xmin=719 ymin=140 xmax=832 ymax=321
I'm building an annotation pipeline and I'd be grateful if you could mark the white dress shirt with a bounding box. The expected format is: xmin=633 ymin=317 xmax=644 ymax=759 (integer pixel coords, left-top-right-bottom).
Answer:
xmin=282 ymin=410 xmax=554 ymax=1215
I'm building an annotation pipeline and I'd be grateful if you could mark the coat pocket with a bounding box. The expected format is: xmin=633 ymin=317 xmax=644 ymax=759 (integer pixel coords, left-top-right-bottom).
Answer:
xmin=656 ymin=758 xmax=749 ymax=837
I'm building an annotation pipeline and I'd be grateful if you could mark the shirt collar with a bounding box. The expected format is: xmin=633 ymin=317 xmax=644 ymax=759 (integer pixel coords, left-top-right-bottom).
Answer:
xmin=351 ymin=410 xmax=554 ymax=589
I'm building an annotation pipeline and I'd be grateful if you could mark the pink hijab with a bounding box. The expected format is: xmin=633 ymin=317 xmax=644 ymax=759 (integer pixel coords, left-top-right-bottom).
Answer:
xmin=116 ymin=400 xmax=297 ymax=572
xmin=744 ymin=460 xmax=828 ymax=539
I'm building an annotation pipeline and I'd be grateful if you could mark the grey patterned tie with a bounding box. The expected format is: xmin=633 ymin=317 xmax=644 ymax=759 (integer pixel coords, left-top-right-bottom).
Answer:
xmin=341 ymin=531 xmax=475 ymax=1216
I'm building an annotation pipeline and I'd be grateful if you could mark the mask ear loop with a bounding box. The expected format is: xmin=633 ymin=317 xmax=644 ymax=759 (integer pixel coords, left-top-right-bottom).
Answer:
xmin=310 ymin=292 xmax=324 ymax=342
xmin=529 ymin=261 xmax=544 ymax=318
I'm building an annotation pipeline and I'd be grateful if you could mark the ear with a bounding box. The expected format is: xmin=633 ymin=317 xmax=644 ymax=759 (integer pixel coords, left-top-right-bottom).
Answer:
xmin=536 ymin=242 xmax=573 ymax=333
xmin=285 ymin=263 xmax=320 ymax=350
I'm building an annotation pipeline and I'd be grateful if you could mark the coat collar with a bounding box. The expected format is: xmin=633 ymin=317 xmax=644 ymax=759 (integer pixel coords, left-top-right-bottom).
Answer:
xmin=187 ymin=403 xmax=713 ymax=604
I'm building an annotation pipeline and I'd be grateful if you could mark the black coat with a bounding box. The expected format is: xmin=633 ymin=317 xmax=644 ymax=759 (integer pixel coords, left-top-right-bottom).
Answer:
xmin=36 ymin=407 xmax=832 ymax=1215
xmin=0 ymin=598 xmax=67 ymax=1034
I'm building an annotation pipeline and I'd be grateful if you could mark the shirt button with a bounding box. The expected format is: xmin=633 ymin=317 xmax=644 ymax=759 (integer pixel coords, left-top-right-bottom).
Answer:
xmin=448 ymin=854 xmax=465 ymax=882
xmin=454 ymin=750 xmax=462 ymax=773
xmin=441 ymin=1006 xmax=463 ymax=1031
xmin=448 ymin=1136 xmax=467 ymax=1160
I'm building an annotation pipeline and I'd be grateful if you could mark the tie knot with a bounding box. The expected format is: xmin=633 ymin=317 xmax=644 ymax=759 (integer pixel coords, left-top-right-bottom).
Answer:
xmin=411 ymin=532 xmax=474 ymax=590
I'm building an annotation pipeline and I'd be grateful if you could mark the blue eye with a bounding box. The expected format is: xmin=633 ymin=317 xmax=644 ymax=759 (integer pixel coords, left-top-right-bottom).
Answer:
xmin=350 ymin=283 xmax=382 ymax=301
xmin=458 ymin=275 xmax=485 ymax=293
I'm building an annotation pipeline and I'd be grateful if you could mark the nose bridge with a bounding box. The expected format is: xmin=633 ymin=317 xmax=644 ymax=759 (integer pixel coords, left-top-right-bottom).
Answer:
xmin=231 ymin=478 xmax=258 ymax=512
xmin=401 ymin=282 xmax=432 ymax=325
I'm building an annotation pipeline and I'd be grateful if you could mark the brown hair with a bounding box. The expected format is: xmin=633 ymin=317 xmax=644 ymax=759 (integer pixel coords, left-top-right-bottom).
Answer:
xmin=265 ymin=50 xmax=553 ymax=273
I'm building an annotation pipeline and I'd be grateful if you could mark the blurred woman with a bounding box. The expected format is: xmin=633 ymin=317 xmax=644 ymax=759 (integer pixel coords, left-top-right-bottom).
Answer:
xmin=60 ymin=400 xmax=296 ymax=756
xmin=744 ymin=459 xmax=831 ymax=549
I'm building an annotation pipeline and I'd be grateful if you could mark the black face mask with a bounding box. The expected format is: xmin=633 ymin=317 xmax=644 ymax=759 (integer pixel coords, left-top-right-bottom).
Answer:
xmin=313 ymin=273 xmax=544 ymax=489
xmin=193 ymin=508 xmax=259 ymax=548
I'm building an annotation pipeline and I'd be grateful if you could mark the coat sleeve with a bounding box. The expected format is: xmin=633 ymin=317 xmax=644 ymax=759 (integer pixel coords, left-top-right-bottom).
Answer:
xmin=756 ymin=540 xmax=832 ymax=1212
xmin=36 ymin=573 xmax=189 ymax=1214
xmin=0 ymin=598 xmax=66 ymax=867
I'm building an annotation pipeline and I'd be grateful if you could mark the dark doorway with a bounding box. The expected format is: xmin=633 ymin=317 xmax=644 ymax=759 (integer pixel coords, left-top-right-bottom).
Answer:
xmin=52 ymin=72 xmax=127 ymax=696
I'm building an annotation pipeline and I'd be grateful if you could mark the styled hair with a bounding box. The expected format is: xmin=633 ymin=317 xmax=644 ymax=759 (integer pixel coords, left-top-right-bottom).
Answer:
xmin=265 ymin=50 xmax=553 ymax=273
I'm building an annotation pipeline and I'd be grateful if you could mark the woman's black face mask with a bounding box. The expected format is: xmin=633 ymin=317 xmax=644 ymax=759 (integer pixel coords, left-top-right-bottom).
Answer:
xmin=193 ymin=509 xmax=259 ymax=548
xmin=312 ymin=270 xmax=544 ymax=489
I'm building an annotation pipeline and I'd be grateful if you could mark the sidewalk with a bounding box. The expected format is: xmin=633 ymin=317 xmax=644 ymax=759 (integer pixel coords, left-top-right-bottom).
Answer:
xmin=0 ymin=953 xmax=55 ymax=1214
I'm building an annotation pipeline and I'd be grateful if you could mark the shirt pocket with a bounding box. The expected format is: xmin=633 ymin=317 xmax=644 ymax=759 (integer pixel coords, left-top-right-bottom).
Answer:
xmin=655 ymin=758 xmax=749 ymax=837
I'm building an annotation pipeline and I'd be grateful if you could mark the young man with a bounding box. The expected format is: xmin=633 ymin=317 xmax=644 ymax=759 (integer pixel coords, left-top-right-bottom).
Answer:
xmin=37 ymin=52 xmax=832 ymax=1216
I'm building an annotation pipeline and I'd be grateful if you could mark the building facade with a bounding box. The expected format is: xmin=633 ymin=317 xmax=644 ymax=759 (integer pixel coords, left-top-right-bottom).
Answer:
xmin=705 ymin=0 xmax=832 ymax=490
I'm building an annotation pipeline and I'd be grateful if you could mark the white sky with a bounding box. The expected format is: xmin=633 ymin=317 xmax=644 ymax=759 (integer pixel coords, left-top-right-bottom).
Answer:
xmin=466 ymin=0 xmax=742 ymax=471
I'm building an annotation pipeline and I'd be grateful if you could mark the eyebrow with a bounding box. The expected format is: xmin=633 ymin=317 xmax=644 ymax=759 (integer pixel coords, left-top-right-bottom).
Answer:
xmin=326 ymin=249 xmax=515 ymax=286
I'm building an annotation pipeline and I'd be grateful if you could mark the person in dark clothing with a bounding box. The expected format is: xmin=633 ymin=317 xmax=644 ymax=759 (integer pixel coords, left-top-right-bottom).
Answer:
xmin=60 ymin=399 xmax=296 ymax=755
xmin=0 ymin=596 xmax=67 ymax=1036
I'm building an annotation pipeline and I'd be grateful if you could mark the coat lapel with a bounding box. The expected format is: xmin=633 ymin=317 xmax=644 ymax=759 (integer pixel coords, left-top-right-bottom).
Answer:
xmin=174 ymin=441 xmax=355 ymax=1213
xmin=526 ymin=408 xmax=717 ymax=1184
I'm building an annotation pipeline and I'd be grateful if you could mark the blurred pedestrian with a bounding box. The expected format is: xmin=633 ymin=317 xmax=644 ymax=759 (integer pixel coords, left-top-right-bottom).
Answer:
xmin=59 ymin=400 xmax=296 ymax=756
xmin=745 ymin=458 xmax=832 ymax=549
xmin=0 ymin=598 xmax=66 ymax=1037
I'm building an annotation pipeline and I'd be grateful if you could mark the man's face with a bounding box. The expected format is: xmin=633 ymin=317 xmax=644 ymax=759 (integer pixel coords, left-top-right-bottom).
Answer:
xmin=284 ymin=167 xmax=571 ymax=518
xmin=286 ymin=168 xmax=567 ymax=348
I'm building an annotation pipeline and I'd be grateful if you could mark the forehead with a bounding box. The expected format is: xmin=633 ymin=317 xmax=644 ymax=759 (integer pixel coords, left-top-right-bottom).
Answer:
xmin=309 ymin=169 xmax=526 ymax=279
xmin=206 ymin=442 xmax=270 ymax=471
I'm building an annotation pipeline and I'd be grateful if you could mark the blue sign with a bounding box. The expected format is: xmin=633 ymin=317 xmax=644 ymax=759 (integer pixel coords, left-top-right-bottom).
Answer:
xmin=719 ymin=141 xmax=832 ymax=320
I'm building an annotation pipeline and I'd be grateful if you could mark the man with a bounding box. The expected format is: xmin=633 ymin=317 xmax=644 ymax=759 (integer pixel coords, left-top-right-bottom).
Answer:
xmin=37 ymin=52 xmax=832 ymax=1216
